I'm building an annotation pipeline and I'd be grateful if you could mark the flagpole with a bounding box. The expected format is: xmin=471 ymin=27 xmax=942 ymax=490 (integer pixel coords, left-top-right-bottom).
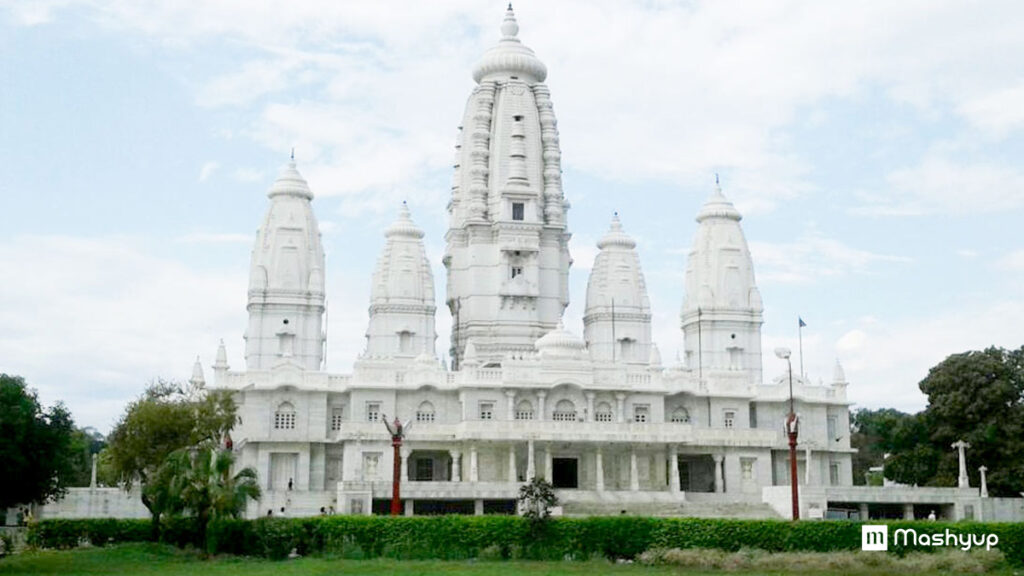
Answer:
xmin=798 ymin=318 xmax=804 ymax=379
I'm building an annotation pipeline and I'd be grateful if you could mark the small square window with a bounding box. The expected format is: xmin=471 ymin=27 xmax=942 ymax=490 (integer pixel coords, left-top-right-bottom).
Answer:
xmin=512 ymin=202 xmax=525 ymax=221
xmin=633 ymin=404 xmax=649 ymax=423
xmin=511 ymin=266 xmax=523 ymax=279
xmin=479 ymin=402 xmax=494 ymax=420
xmin=723 ymin=410 xmax=736 ymax=428
xmin=331 ymin=407 xmax=345 ymax=431
xmin=366 ymin=402 xmax=381 ymax=422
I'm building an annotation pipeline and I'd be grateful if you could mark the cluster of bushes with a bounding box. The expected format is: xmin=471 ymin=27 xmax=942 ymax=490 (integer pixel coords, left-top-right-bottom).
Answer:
xmin=25 ymin=516 xmax=1024 ymax=565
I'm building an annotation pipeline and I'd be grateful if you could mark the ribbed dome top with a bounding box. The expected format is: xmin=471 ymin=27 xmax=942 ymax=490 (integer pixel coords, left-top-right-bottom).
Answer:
xmin=267 ymin=160 xmax=313 ymax=200
xmin=695 ymin=183 xmax=741 ymax=223
xmin=596 ymin=213 xmax=636 ymax=250
xmin=472 ymin=6 xmax=548 ymax=83
xmin=386 ymin=202 xmax=425 ymax=239
xmin=535 ymin=322 xmax=587 ymax=358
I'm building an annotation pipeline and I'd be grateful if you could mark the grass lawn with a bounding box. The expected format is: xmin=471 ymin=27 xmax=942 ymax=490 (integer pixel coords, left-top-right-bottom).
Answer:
xmin=1 ymin=543 xmax=1020 ymax=576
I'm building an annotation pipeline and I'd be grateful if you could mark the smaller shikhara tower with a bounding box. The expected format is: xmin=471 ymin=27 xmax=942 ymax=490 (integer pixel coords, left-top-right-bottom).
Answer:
xmin=244 ymin=158 xmax=326 ymax=371
xmin=444 ymin=6 xmax=571 ymax=368
xmin=681 ymin=181 xmax=764 ymax=386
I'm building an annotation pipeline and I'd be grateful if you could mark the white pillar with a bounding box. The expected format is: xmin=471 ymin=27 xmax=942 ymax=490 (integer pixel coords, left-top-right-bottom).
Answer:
xmin=544 ymin=444 xmax=553 ymax=482
xmin=595 ymin=449 xmax=605 ymax=492
xmin=615 ymin=393 xmax=626 ymax=423
xmin=903 ymin=503 xmax=915 ymax=520
xmin=404 ymin=499 xmax=414 ymax=517
xmin=805 ymin=445 xmax=813 ymax=485
xmin=713 ymin=454 xmax=724 ymax=493
xmin=400 ymin=446 xmax=411 ymax=481
xmin=527 ymin=440 xmax=536 ymax=481
xmin=90 ymin=453 xmax=98 ymax=489
xmin=585 ymin=392 xmax=595 ymax=422
xmin=508 ymin=445 xmax=518 ymax=482
xmin=629 ymin=448 xmax=639 ymax=491
xmin=469 ymin=444 xmax=479 ymax=482
xmin=953 ymin=440 xmax=971 ymax=488
xmin=450 ymin=450 xmax=462 ymax=482
xmin=979 ymin=466 xmax=989 ymax=498
xmin=537 ymin=391 xmax=547 ymax=421
xmin=668 ymin=445 xmax=680 ymax=492
xmin=505 ymin=390 xmax=516 ymax=421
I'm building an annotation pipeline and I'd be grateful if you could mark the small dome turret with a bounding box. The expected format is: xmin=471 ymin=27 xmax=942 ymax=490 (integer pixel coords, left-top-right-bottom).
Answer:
xmin=535 ymin=322 xmax=587 ymax=359
xmin=472 ymin=5 xmax=548 ymax=84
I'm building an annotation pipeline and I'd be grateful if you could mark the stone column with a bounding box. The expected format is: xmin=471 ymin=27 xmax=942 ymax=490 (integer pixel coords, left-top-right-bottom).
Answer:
xmin=629 ymin=448 xmax=640 ymax=491
xmin=505 ymin=390 xmax=516 ymax=421
xmin=544 ymin=445 xmax=553 ymax=482
xmin=450 ymin=450 xmax=462 ymax=482
xmin=508 ymin=445 xmax=518 ymax=482
xmin=404 ymin=499 xmax=414 ymax=517
xmin=805 ymin=445 xmax=813 ymax=485
xmin=526 ymin=440 xmax=536 ymax=481
xmin=400 ymin=446 xmax=411 ymax=482
xmin=713 ymin=454 xmax=725 ymax=493
xmin=537 ymin=391 xmax=547 ymax=421
xmin=979 ymin=466 xmax=989 ymax=498
xmin=903 ymin=503 xmax=915 ymax=520
xmin=952 ymin=440 xmax=971 ymax=488
xmin=858 ymin=502 xmax=870 ymax=521
xmin=585 ymin=392 xmax=595 ymax=422
xmin=595 ymin=448 xmax=605 ymax=492
xmin=459 ymin=391 xmax=467 ymax=422
xmin=668 ymin=445 xmax=680 ymax=492
xmin=469 ymin=444 xmax=479 ymax=482
xmin=474 ymin=499 xmax=484 ymax=516
xmin=615 ymin=393 xmax=626 ymax=423
xmin=90 ymin=453 xmax=98 ymax=489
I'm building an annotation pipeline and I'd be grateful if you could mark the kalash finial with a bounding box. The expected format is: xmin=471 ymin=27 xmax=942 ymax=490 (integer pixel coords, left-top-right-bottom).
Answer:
xmin=290 ymin=147 xmax=295 ymax=161
xmin=501 ymin=3 xmax=519 ymax=38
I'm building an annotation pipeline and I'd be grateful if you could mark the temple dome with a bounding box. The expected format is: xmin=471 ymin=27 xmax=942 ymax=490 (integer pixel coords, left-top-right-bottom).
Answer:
xmin=472 ymin=5 xmax=548 ymax=83
xmin=535 ymin=323 xmax=587 ymax=359
xmin=267 ymin=160 xmax=313 ymax=200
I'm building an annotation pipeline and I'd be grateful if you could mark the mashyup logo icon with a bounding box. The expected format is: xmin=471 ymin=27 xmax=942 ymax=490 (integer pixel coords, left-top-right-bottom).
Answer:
xmin=861 ymin=525 xmax=888 ymax=551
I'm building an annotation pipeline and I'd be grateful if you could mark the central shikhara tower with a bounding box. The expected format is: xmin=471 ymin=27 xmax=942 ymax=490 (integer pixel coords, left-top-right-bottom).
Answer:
xmin=206 ymin=7 xmax=855 ymax=520
xmin=445 ymin=7 xmax=571 ymax=368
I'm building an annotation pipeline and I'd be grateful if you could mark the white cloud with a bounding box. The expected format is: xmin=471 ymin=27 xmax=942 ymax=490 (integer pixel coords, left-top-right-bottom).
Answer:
xmin=198 ymin=161 xmax=219 ymax=182
xmin=14 ymin=1 xmax=1024 ymax=217
xmin=997 ymin=249 xmax=1024 ymax=271
xmin=854 ymin=154 xmax=1024 ymax=216
xmin=0 ymin=235 xmax=248 ymax=430
xmin=959 ymin=83 xmax=1024 ymax=138
xmin=750 ymin=233 xmax=909 ymax=285
xmin=175 ymin=232 xmax=252 ymax=245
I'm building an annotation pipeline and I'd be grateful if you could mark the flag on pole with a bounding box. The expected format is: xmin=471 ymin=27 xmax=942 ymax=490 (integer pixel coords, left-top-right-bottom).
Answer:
xmin=798 ymin=317 xmax=807 ymax=328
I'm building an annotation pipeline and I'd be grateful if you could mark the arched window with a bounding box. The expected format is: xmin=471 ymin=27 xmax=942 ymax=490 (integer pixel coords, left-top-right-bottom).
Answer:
xmin=415 ymin=401 xmax=435 ymax=423
xmin=274 ymin=402 xmax=296 ymax=430
xmin=595 ymin=402 xmax=614 ymax=422
xmin=515 ymin=400 xmax=534 ymax=420
xmin=553 ymin=399 xmax=577 ymax=422
xmin=670 ymin=406 xmax=690 ymax=424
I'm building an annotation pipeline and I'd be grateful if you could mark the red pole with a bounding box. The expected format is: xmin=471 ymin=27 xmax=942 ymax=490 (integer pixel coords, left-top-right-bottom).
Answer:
xmin=787 ymin=413 xmax=800 ymax=520
xmin=391 ymin=437 xmax=402 ymax=516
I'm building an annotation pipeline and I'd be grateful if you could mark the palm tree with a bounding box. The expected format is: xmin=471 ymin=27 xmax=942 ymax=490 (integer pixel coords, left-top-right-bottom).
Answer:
xmin=161 ymin=444 xmax=261 ymax=547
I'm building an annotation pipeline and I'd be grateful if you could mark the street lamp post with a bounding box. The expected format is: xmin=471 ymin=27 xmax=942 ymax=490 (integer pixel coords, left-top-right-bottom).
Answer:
xmin=775 ymin=347 xmax=800 ymax=520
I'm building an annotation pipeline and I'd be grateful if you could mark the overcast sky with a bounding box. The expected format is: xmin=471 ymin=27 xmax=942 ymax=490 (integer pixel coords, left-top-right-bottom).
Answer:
xmin=2 ymin=1 xmax=1023 ymax=432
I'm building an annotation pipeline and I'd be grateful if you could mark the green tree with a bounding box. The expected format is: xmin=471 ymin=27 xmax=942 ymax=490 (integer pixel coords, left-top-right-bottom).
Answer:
xmin=850 ymin=407 xmax=914 ymax=485
xmin=886 ymin=346 xmax=1024 ymax=496
xmin=158 ymin=444 xmax=260 ymax=550
xmin=105 ymin=380 xmax=237 ymax=538
xmin=0 ymin=374 xmax=78 ymax=509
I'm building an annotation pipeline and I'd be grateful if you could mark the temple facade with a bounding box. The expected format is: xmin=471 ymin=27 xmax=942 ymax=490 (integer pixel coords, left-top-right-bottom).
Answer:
xmin=205 ymin=7 xmax=857 ymax=518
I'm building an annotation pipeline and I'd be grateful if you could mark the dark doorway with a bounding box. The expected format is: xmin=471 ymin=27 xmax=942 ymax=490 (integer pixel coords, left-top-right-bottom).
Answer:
xmin=677 ymin=458 xmax=690 ymax=491
xmin=552 ymin=457 xmax=578 ymax=488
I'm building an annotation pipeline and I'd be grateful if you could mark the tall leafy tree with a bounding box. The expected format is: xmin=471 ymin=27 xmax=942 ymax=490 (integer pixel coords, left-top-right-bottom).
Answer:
xmin=105 ymin=379 xmax=237 ymax=538
xmin=885 ymin=346 xmax=1024 ymax=495
xmin=850 ymin=407 xmax=914 ymax=485
xmin=0 ymin=374 xmax=78 ymax=509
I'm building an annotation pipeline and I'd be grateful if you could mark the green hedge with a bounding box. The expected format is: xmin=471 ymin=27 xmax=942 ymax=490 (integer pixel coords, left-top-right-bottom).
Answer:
xmin=26 ymin=516 xmax=1024 ymax=565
